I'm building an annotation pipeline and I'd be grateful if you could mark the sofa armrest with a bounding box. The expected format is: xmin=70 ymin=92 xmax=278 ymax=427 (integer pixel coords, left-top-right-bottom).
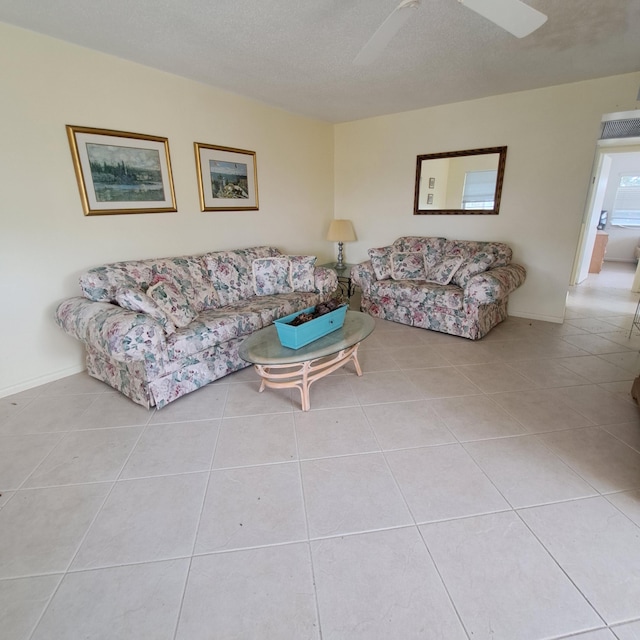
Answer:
xmin=464 ymin=264 xmax=526 ymax=306
xmin=350 ymin=261 xmax=376 ymax=295
xmin=314 ymin=266 xmax=338 ymax=294
xmin=55 ymin=297 xmax=167 ymax=365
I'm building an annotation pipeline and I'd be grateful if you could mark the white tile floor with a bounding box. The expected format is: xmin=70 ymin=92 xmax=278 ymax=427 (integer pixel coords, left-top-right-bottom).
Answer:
xmin=2 ymin=262 xmax=640 ymax=640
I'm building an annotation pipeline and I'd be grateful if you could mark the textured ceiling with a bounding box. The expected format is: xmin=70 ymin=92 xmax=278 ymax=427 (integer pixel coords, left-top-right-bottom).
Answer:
xmin=2 ymin=0 xmax=640 ymax=122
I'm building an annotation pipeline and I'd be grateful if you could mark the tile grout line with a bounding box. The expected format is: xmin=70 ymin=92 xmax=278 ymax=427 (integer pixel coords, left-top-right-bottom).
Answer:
xmin=292 ymin=408 xmax=324 ymax=640
xmin=360 ymin=406 xmax=474 ymax=640
xmin=3 ymin=432 xmax=66 ymax=496
xmin=511 ymin=504 xmax=609 ymax=631
xmin=170 ymin=394 xmax=226 ymax=640
xmin=25 ymin=405 xmax=156 ymax=640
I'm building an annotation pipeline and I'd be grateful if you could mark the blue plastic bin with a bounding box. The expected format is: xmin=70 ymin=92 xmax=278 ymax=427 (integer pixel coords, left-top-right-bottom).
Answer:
xmin=274 ymin=304 xmax=348 ymax=350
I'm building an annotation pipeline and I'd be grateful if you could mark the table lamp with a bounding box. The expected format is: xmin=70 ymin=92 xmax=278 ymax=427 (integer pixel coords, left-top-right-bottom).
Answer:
xmin=326 ymin=219 xmax=356 ymax=269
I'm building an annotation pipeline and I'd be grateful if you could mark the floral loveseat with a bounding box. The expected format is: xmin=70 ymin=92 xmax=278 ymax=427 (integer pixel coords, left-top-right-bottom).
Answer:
xmin=351 ymin=236 xmax=526 ymax=340
xmin=55 ymin=247 xmax=337 ymax=408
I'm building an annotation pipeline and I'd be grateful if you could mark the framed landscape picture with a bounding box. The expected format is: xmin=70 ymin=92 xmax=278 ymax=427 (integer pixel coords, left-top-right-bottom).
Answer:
xmin=194 ymin=143 xmax=258 ymax=211
xmin=66 ymin=125 xmax=177 ymax=215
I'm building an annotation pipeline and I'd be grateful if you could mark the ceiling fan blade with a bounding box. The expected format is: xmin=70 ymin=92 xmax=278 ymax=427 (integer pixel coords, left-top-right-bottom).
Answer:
xmin=354 ymin=0 xmax=420 ymax=66
xmin=459 ymin=0 xmax=547 ymax=38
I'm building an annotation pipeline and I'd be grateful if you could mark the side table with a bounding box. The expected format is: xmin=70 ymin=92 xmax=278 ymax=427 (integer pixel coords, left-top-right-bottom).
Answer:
xmin=320 ymin=262 xmax=357 ymax=300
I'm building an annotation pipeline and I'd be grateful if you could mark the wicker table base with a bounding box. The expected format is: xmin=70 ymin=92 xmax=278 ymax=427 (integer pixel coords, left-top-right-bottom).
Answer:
xmin=239 ymin=311 xmax=375 ymax=411
xmin=254 ymin=343 xmax=363 ymax=411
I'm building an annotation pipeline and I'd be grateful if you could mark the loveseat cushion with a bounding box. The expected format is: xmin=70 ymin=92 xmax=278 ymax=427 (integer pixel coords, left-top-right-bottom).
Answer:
xmin=452 ymin=251 xmax=497 ymax=288
xmin=393 ymin=236 xmax=447 ymax=254
xmin=444 ymin=240 xmax=513 ymax=287
xmin=425 ymin=255 xmax=464 ymax=285
xmin=390 ymin=252 xmax=427 ymax=280
xmin=444 ymin=240 xmax=512 ymax=265
xmin=368 ymin=246 xmax=394 ymax=280
xmin=392 ymin=237 xmax=447 ymax=269
xmin=370 ymin=279 xmax=463 ymax=311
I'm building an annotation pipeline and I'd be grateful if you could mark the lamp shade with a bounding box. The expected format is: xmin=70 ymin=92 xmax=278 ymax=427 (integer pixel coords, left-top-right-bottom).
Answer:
xmin=326 ymin=219 xmax=356 ymax=242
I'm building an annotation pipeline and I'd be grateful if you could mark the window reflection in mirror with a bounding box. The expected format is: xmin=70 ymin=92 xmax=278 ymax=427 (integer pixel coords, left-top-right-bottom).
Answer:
xmin=414 ymin=147 xmax=507 ymax=215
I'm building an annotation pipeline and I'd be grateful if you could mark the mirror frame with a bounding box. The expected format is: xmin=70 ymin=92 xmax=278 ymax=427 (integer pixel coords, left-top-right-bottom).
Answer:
xmin=413 ymin=146 xmax=507 ymax=215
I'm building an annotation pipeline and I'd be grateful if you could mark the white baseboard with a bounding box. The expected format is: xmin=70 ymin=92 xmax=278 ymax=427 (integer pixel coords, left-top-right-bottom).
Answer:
xmin=509 ymin=311 xmax=564 ymax=324
xmin=0 ymin=364 xmax=86 ymax=399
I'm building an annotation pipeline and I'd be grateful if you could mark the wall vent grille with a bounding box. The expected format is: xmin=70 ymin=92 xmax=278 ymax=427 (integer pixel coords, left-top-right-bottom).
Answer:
xmin=600 ymin=118 xmax=640 ymax=140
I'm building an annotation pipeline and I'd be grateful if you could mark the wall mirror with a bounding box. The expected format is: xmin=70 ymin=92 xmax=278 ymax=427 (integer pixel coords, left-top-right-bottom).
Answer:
xmin=414 ymin=146 xmax=507 ymax=215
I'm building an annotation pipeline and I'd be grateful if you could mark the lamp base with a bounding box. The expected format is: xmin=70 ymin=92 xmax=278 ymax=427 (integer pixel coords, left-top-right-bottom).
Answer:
xmin=336 ymin=242 xmax=345 ymax=270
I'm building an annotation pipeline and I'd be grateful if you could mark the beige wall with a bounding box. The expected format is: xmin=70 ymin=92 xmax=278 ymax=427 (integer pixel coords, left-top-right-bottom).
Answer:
xmin=334 ymin=73 xmax=640 ymax=322
xmin=0 ymin=23 xmax=334 ymax=396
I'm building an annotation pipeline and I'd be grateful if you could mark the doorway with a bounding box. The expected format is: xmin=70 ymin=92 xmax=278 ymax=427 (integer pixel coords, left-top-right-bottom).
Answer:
xmin=571 ymin=142 xmax=640 ymax=288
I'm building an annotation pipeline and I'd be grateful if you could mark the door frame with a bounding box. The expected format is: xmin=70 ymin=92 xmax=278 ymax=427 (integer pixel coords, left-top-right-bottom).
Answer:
xmin=570 ymin=137 xmax=640 ymax=285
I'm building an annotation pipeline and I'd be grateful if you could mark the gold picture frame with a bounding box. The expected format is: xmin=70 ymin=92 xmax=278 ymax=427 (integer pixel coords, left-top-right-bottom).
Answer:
xmin=194 ymin=143 xmax=259 ymax=211
xmin=66 ymin=125 xmax=177 ymax=215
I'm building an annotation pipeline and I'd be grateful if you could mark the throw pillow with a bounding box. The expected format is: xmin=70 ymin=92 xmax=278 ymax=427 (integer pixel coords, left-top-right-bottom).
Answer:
xmin=368 ymin=246 xmax=394 ymax=280
xmin=252 ymin=257 xmax=293 ymax=296
xmin=115 ymin=287 xmax=176 ymax=335
xmin=288 ymin=255 xmax=317 ymax=292
xmin=424 ymin=255 xmax=464 ymax=285
xmin=452 ymin=251 xmax=497 ymax=288
xmin=147 ymin=281 xmax=197 ymax=328
xmin=390 ymin=252 xmax=427 ymax=280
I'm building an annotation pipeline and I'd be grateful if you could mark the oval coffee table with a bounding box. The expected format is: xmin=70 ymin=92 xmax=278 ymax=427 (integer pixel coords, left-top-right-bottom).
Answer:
xmin=239 ymin=311 xmax=375 ymax=411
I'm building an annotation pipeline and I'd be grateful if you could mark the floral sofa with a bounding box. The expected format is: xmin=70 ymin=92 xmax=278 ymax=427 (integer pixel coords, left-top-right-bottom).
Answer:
xmin=55 ymin=247 xmax=338 ymax=408
xmin=351 ymin=236 xmax=526 ymax=340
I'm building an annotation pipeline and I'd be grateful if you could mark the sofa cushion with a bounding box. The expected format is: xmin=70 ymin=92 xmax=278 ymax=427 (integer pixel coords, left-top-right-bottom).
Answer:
xmin=371 ymin=279 xmax=463 ymax=311
xmin=147 ymin=281 xmax=197 ymax=328
xmin=115 ymin=287 xmax=177 ymax=335
xmin=165 ymin=309 xmax=263 ymax=360
xmin=150 ymin=257 xmax=219 ymax=312
xmin=288 ymin=255 xmax=317 ymax=292
xmin=252 ymin=257 xmax=293 ymax=296
xmin=390 ymin=252 xmax=427 ymax=280
xmin=368 ymin=246 xmax=393 ymax=280
xmin=425 ymin=255 xmax=464 ymax=285
xmin=206 ymin=247 xmax=279 ymax=306
xmin=252 ymin=255 xmax=317 ymax=296
xmin=80 ymin=261 xmax=154 ymax=302
xmin=206 ymin=251 xmax=253 ymax=306
xmin=224 ymin=292 xmax=319 ymax=326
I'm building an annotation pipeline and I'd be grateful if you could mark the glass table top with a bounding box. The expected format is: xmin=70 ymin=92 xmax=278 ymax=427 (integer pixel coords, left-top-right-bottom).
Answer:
xmin=239 ymin=311 xmax=375 ymax=365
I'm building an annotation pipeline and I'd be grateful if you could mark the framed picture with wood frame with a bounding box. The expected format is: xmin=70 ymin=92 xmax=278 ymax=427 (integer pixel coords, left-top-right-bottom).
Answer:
xmin=66 ymin=125 xmax=177 ymax=215
xmin=194 ymin=143 xmax=259 ymax=211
